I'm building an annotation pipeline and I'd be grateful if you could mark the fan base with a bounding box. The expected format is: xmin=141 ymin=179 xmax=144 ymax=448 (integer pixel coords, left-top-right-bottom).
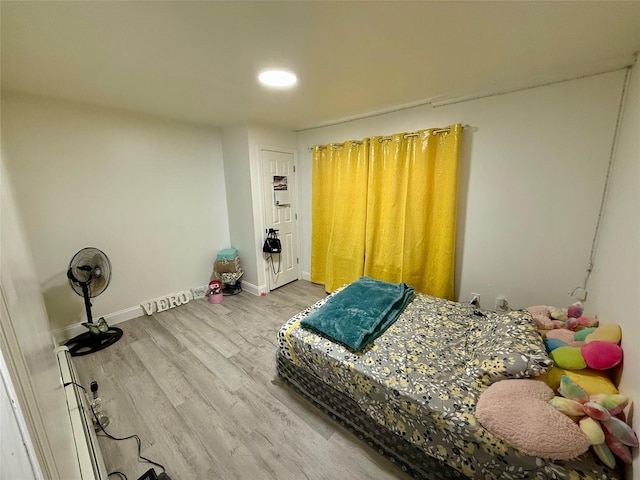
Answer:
xmin=65 ymin=327 xmax=123 ymax=357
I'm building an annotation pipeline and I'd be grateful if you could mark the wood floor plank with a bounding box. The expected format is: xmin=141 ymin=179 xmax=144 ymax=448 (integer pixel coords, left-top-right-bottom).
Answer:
xmin=74 ymin=280 xmax=412 ymax=480
xmin=136 ymin=314 xmax=188 ymax=357
xmin=176 ymin=395 xmax=270 ymax=480
xmin=170 ymin=348 xmax=265 ymax=439
xmin=129 ymin=337 xmax=199 ymax=408
xmin=174 ymin=305 xmax=245 ymax=358
xmin=264 ymin=378 xmax=337 ymax=441
xmin=119 ymin=370 xmax=217 ymax=479
xmin=179 ymin=327 xmax=248 ymax=392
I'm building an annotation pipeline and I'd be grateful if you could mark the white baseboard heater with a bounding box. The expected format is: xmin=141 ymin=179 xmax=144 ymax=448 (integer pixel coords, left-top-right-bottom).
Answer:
xmin=56 ymin=346 xmax=109 ymax=480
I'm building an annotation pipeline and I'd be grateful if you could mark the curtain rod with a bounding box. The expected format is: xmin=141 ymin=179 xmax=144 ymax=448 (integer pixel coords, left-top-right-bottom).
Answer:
xmin=308 ymin=125 xmax=470 ymax=151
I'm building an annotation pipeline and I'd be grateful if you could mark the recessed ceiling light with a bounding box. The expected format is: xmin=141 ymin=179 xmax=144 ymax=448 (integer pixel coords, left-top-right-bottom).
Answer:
xmin=258 ymin=69 xmax=297 ymax=88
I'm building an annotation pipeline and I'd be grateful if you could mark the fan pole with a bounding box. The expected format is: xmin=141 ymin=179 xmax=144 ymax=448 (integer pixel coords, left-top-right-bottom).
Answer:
xmin=81 ymin=281 xmax=94 ymax=324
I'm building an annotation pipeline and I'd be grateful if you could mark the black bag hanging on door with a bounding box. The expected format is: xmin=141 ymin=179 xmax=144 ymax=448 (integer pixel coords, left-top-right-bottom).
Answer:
xmin=263 ymin=229 xmax=282 ymax=254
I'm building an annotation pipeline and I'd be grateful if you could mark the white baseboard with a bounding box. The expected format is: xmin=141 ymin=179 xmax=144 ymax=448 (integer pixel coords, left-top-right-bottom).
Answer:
xmin=106 ymin=305 xmax=144 ymax=324
xmin=241 ymin=281 xmax=265 ymax=296
xmin=301 ymin=271 xmax=311 ymax=281
xmin=53 ymin=305 xmax=142 ymax=344
xmin=195 ymin=281 xmax=264 ymax=297
xmin=53 ymin=280 xmax=269 ymax=343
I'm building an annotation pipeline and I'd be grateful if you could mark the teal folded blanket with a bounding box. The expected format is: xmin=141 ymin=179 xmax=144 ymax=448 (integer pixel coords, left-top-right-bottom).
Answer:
xmin=300 ymin=276 xmax=414 ymax=351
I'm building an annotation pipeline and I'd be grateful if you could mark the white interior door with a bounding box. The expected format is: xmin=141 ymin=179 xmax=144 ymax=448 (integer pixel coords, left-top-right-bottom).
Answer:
xmin=261 ymin=149 xmax=299 ymax=290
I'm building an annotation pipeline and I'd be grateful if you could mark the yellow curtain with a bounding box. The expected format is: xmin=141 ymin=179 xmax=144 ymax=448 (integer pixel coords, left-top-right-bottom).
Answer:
xmin=365 ymin=125 xmax=461 ymax=299
xmin=310 ymin=140 xmax=369 ymax=292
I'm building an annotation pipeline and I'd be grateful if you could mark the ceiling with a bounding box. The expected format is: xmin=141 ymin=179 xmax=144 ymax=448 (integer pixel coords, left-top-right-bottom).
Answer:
xmin=2 ymin=1 xmax=639 ymax=131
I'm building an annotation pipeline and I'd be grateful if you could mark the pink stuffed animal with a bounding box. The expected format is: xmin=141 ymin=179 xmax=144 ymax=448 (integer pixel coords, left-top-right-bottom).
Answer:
xmin=527 ymin=302 xmax=598 ymax=331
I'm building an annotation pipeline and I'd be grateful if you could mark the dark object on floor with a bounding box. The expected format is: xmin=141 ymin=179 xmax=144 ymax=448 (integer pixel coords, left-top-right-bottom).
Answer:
xmin=223 ymin=279 xmax=242 ymax=296
xmin=137 ymin=469 xmax=157 ymax=480
xmin=136 ymin=468 xmax=173 ymax=480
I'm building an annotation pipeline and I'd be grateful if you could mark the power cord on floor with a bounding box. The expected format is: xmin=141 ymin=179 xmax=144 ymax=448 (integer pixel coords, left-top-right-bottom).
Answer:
xmin=93 ymin=410 xmax=174 ymax=479
xmin=90 ymin=404 xmax=166 ymax=473
xmin=108 ymin=472 xmax=128 ymax=480
xmin=63 ymin=381 xmax=87 ymax=393
xmin=66 ymin=382 xmax=133 ymax=480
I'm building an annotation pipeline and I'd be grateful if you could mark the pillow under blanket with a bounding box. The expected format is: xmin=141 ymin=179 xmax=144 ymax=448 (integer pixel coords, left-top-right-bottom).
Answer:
xmin=467 ymin=310 xmax=553 ymax=383
xmin=475 ymin=379 xmax=590 ymax=460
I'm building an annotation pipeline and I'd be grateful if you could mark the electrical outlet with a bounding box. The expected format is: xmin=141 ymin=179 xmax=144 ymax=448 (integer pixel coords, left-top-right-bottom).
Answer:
xmin=190 ymin=285 xmax=208 ymax=299
xmin=495 ymin=296 xmax=508 ymax=311
xmin=470 ymin=293 xmax=480 ymax=306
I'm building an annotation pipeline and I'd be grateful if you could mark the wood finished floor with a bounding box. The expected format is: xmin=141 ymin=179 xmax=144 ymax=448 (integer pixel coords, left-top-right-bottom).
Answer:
xmin=74 ymin=280 xmax=413 ymax=480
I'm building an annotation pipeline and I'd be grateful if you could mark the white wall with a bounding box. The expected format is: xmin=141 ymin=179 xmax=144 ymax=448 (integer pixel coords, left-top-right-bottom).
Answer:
xmin=1 ymin=92 xmax=230 ymax=334
xmin=221 ymin=124 xmax=255 ymax=286
xmin=222 ymin=123 xmax=297 ymax=293
xmin=297 ymin=70 xmax=627 ymax=310
xmin=587 ymin=64 xmax=639 ymax=480
xmin=247 ymin=124 xmax=297 ymax=291
xmin=1 ymin=156 xmax=78 ymax=479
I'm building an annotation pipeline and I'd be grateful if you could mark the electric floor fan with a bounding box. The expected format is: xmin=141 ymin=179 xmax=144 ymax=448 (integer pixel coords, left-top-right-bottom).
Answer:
xmin=64 ymin=247 xmax=123 ymax=356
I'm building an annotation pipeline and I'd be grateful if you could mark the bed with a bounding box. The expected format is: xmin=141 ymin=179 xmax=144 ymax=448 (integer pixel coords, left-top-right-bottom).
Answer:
xmin=276 ymin=282 xmax=622 ymax=480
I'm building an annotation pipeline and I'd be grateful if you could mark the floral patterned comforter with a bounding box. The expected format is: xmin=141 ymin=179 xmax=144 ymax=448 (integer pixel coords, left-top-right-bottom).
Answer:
xmin=277 ymin=292 xmax=620 ymax=480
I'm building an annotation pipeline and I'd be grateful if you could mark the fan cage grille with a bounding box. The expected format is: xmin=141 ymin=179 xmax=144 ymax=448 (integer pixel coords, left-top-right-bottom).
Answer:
xmin=68 ymin=247 xmax=111 ymax=298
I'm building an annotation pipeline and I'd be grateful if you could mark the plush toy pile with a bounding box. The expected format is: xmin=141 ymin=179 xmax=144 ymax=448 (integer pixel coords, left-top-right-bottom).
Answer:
xmin=525 ymin=301 xmax=638 ymax=468
xmin=527 ymin=301 xmax=598 ymax=330
xmin=550 ymin=375 xmax=638 ymax=467
xmin=528 ymin=302 xmax=623 ymax=386
xmin=546 ymin=322 xmax=623 ymax=371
